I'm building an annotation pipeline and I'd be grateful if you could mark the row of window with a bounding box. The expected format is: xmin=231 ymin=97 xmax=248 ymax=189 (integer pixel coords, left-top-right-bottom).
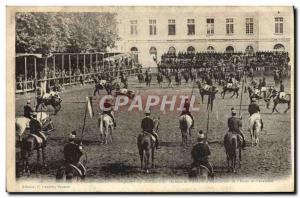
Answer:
xmin=129 ymin=17 xmax=284 ymax=36
xmin=131 ymin=43 xmax=285 ymax=54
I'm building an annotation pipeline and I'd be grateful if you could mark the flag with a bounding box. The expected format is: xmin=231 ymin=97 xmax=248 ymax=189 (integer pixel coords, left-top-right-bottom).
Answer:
xmin=86 ymin=96 xmax=94 ymax=118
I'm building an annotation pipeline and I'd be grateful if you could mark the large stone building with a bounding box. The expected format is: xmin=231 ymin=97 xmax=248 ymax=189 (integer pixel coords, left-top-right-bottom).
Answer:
xmin=114 ymin=6 xmax=294 ymax=64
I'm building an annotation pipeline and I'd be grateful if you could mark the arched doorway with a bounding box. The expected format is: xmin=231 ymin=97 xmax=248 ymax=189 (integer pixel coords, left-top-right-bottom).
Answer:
xmin=245 ymin=46 xmax=254 ymax=54
xmin=168 ymin=46 xmax=176 ymax=55
xmin=149 ymin=47 xmax=157 ymax=62
xmin=131 ymin=47 xmax=139 ymax=63
xmin=207 ymin=46 xmax=215 ymax=53
xmin=187 ymin=46 xmax=195 ymax=54
xmin=225 ymin=46 xmax=234 ymax=53
xmin=273 ymin=44 xmax=285 ymax=51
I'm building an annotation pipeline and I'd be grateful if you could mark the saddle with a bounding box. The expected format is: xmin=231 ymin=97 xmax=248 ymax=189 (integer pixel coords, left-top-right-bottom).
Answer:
xmin=226 ymin=83 xmax=233 ymax=88
xmin=29 ymin=132 xmax=47 ymax=144
xmin=142 ymin=131 xmax=156 ymax=142
xmin=278 ymin=92 xmax=286 ymax=99
xmin=203 ymin=84 xmax=211 ymax=91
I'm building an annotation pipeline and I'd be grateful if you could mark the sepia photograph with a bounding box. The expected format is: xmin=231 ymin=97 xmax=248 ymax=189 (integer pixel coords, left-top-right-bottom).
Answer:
xmin=6 ymin=6 xmax=295 ymax=192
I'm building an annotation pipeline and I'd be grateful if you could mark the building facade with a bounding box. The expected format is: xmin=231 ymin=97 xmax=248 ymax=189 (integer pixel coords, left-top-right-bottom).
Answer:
xmin=114 ymin=7 xmax=294 ymax=63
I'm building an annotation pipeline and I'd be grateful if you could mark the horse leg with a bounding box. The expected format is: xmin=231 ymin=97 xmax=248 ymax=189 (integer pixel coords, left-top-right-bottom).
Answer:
xmin=36 ymin=148 xmax=40 ymax=170
xmin=145 ymin=150 xmax=150 ymax=173
xmin=284 ymin=102 xmax=290 ymax=113
xmin=151 ymin=148 xmax=155 ymax=168
xmin=42 ymin=147 xmax=47 ymax=167
xmin=239 ymin=147 xmax=242 ymax=168
xmin=139 ymin=149 xmax=143 ymax=171
xmin=226 ymin=154 xmax=230 ymax=172
xmin=110 ymin=127 xmax=113 ymax=143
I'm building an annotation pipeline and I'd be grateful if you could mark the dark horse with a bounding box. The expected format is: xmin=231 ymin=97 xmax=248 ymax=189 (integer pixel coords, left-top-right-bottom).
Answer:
xmin=145 ymin=72 xmax=152 ymax=87
xmin=137 ymin=117 xmax=160 ymax=173
xmin=224 ymin=132 xmax=242 ymax=173
xmin=20 ymin=131 xmax=48 ymax=174
xmin=196 ymin=81 xmax=218 ymax=106
xmin=36 ymin=95 xmax=62 ymax=115
xmin=157 ymin=73 xmax=163 ymax=88
xmin=265 ymin=90 xmax=291 ymax=113
xmin=221 ymin=82 xmax=240 ymax=99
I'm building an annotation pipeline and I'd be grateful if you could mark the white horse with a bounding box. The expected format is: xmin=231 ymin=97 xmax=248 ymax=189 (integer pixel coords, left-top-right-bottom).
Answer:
xmin=248 ymin=113 xmax=262 ymax=146
xmin=179 ymin=114 xmax=193 ymax=146
xmin=15 ymin=112 xmax=49 ymax=140
xmin=98 ymin=113 xmax=114 ymax=144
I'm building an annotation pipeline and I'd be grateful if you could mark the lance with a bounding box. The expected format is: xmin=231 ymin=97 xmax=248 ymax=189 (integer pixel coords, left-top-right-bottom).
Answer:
xmin=80 ymin=99 xmax=88 ymax=142
xmin=239 ymin=74 xmax=245 ymax=116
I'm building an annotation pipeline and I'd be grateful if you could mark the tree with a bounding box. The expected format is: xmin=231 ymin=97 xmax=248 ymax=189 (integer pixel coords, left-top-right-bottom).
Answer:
xmin=15 ymin=12 xmax=119 ymax=55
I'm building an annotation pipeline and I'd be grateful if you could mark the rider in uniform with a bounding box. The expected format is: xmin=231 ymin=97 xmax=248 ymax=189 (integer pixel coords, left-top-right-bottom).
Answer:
xmin=63 ymin=131 xmax=86 ymax=179
xmin=191 ymin=130 xmax=214 ymax=177
xmin=103 ymin=98 xmax=116 ymax=128
xmin=141 ymin=110 xmax=160 ymax=149
xmin=227 ymin=108 xmax=246 ymax=149
xmin=29 ymin=112 xmax=46 ymax=143
xmin=180 ymin=98 xmax=195 ymax=129
xmin=279 ymin=80 xmax=285 ymax=99
xmin=248 ymin=98 xmax=264 ymax=130
xmin=24 ymin=100 xmax=34 ymax=119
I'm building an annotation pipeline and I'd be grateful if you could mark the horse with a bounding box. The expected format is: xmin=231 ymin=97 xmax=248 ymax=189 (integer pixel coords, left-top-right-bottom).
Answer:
xmin=248 ymin=113 xmax=263 ymax=146
xmin=36 ymin=94 xmax=62 ymax=115
xmin=266 ymin=91 xmax=291 ymax=113
xmin=15 ymin=112 xmax=52 ymax=140
xmin=188 ymin=165 xmax=210 ymax=181
xmin=137 ymin=73 xmax=144 ymax=83
xmin=196 ymin=81 xmax=218 ymax=105
xmin=157 ymin=73 xmax=163 ymax=88
xmin=93 ymin=80 xmax=107 ymax=96
xmin=98 ymin=113 xmax=114 ymax=144
xmin=56 ymin=153 xmax=87 ymax=181
xmin=224 ymin=132 xmax=242 ymax=173
xmin=137 ymin=117 xmax=160 ymax=173
xmin=179 ymin=114 xmax=193 ymax=146
xmin=145 ymin=72 xmax=152 ymax=86
xmin=221 ymin=82 xmax=240 ymax=99
xmin=183 ymin=72 xmax=189 ymax=83
xmin=115 ymin=88 xmax=135 ymax=99
xmin=20 ymin=130 xmax=49 ymax=174
xmin=175 ymin=72 xmax=182 ymax=85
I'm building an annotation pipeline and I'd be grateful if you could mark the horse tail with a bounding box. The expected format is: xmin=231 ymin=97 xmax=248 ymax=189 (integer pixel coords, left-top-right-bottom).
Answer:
xmin=231 ymin=137 xmax=237 ymax=159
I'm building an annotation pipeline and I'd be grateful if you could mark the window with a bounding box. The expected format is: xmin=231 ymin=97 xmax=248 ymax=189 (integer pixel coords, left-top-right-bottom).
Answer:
xmin=206 ymin=18 xmax=214 ymax=35
xmin=275 ymin=17 xmax=283 ymax=34
xmin=149 ymin=47 xmax=157 ymax=60
xmin=130 ymin=20 xmax=138 ymax=35
xmin=273 ymin=44 xmax=285 ymax=51
xmin=207 ymin=46 xmax=215 ymax=53
xmin=187 ymin=46 xmax=195 ymax=54
xmin=225 ymin=46 xmax=234 ymax=53
xmin=168 ymin=47 xmax=176 ymax=54
xmin=245 ymin=18 xmax=254 ymax=34
xmin=226 ymin=18 xmax=234 ymax=34
xmin=168 ymin=19 xmax=176 ymax=35
xmin=149 ymin=19 xmax=157 ymax=35
xmin=245 ymin=46 xmax=254 ymax=54
xmin=187 ymin=19 xmax=195 ymax=35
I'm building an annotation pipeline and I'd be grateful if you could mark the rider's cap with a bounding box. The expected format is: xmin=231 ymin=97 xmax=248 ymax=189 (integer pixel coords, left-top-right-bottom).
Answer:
xmin=145 ymin=110 xmax=151 ymax=115
xmin=198 ymin=130 xmax=205 ymax=139
xmin=231 ymin=108 xmax=237 ymax=115
xmin=27 ymin=100 xmax=31 ymax=104
xmin=69 ymin=131 xmax=76 ymax=139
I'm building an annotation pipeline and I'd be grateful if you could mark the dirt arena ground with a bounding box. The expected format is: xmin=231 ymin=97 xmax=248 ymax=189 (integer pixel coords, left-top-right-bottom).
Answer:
xmin=15 ymin=75 xmax=293 ymax=182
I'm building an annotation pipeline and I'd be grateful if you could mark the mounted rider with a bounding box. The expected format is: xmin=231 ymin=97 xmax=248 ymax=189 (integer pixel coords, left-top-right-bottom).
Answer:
xmin=24 ymin=100 xmax=34 ymax=119
xmin=180 ymin=98 xmax=195 ymax=129
xmin=227 ymin=108 xmax=246 ymax=149
xmin=141 ymin=110 xmax=160 ymax=149
xmin=248 ymin=98 xmax=264 ymax=130
xmin=29 ymin=112 xmax=47 ymax=144
xmin=279 ymin=80 xmax=285 ymax=99
xmin=191 ymin=130 xmax=214 ymax=177
xmin=102 ymin=98 xmax=116 ymax=128
xmin=63 ymin=131 xmax=86 ymax=179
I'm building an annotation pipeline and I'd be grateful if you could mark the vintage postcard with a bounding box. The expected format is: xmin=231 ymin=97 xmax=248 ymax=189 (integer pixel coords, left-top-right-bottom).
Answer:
xmin=7 ymin=6 xmax=295 ymax=192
